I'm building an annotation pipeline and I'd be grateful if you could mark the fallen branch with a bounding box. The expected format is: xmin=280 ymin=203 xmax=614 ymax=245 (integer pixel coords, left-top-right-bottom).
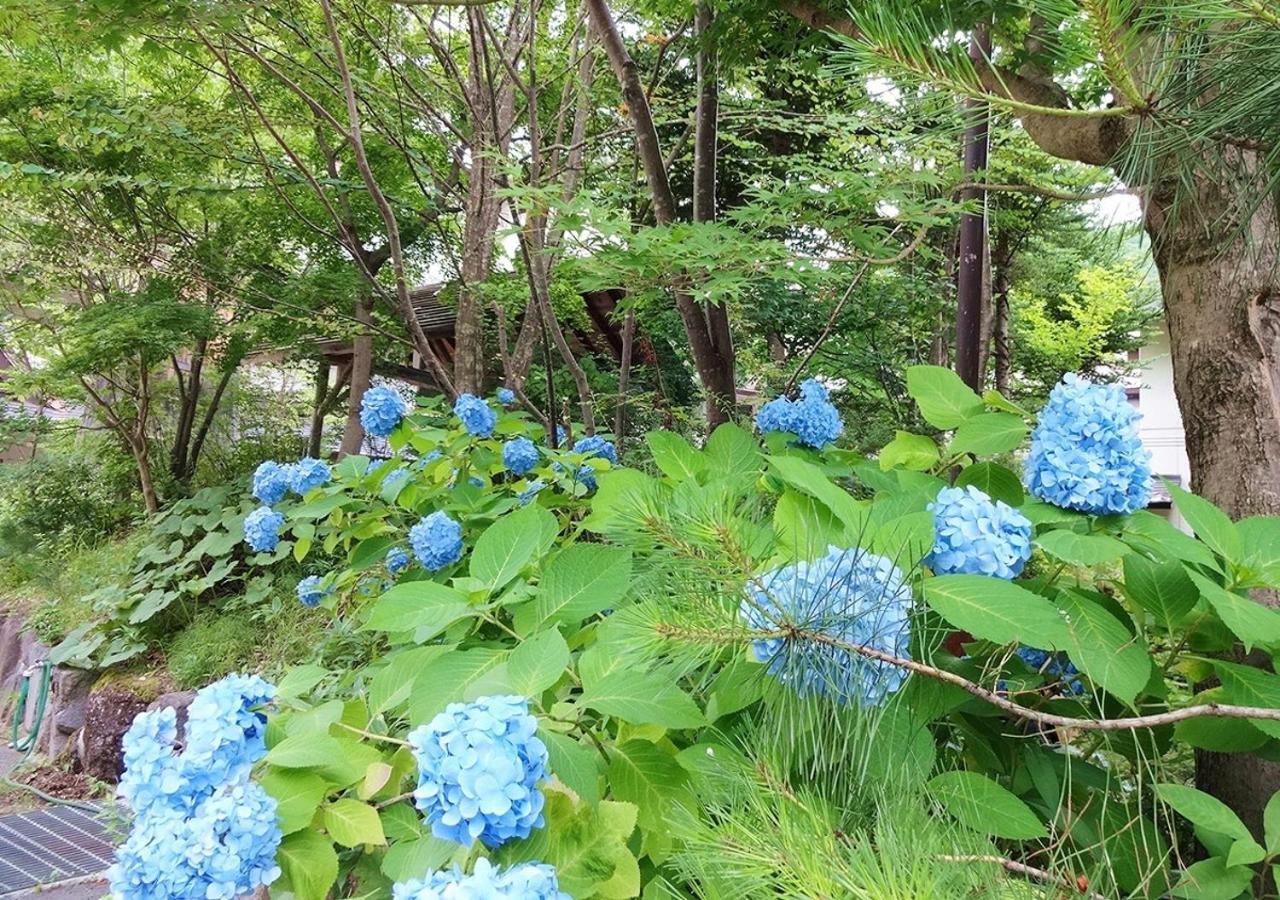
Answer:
xmin=939 ymin=855 xmax=1105 ymax=899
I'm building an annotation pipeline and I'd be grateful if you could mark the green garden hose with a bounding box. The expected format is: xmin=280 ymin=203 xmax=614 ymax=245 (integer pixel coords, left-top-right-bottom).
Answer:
xmin=4 ymin=660 xmax=99 ymax=813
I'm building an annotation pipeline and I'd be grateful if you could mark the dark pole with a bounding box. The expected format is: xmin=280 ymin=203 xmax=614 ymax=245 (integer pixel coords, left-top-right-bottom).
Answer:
xmin=954 ymin=24 xmax=992 ymax=391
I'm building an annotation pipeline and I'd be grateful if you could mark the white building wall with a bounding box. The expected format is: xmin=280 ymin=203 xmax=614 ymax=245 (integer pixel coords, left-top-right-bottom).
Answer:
xmin=1134 ymin=326 xmax=1191 ymax=529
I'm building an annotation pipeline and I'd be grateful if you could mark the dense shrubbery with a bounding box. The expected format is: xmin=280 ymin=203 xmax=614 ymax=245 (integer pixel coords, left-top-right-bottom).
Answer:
xmin=107 ymin=372 xmax=1280 ymax=898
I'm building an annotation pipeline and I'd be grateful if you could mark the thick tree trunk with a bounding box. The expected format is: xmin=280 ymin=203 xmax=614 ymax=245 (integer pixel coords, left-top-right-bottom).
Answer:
xmin=339 ymin=293 xmax=375 ymax=457
xmin=129 ymin=434 xmax=159 ymax=515
xmin=1148 ymin=179 xmax=1280 ymax=838
xmin=186 ymin=362 xmax=235 ymax=480
xmin=954 ymin=28 xmax=990 ymax=392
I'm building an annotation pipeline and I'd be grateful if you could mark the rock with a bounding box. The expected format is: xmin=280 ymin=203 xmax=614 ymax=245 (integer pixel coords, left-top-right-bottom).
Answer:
xmin=79 ymin=686 xmax=150 ymax=783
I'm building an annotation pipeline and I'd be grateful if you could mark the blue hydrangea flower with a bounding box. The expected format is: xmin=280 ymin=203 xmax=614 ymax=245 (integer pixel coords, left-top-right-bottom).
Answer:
xmin=119 ymin=708 xmax=186 ymax=816
xmin=497 ymin=387 xmax=517 ymax=406
xmin=243 ymin=506 xmax=285 ymax=552
xmin=517 ymin=480 xmax=546 ymax=506
xmin=928 ymin=485 xmax=1033 ymax=580
xmin=393 ymin=859 xmax=568 ymax=900
xmin=288 ymin=457 xmax=331 ymax=495
xmin=361 ymin=385 xmax=409 ymax=438
xmin=179 ymin=674 xmax=275 ymax=796
xmin=546 ymin=425 xmax=567 ymax=447
xmin=1024 ymin=374 xmax=1151 ymax=515
xmin=250 ymin=461 xmax=290 ymax=505
xmin=575 ymin=434 xmax=617 ymax=464
xmin=386 ymin=546 xmax=411 ymax=575
xmin=503 ymin=437 xmax=540 ymax=475
xmin=409 ymin=511 xmax=464 ymax=571
xmin=552 ymin=461 xmax=599 ymax=493
xmin=755 ymin=378 xmax=843 ymax=449
xmin=296 ymin=575 xmax=330 ymax=607
xmin=408 ymin=695 xmax=548 ymax=847
xmin=1016 ymin=646 xmax=1084 ymax=695
xmin=454 ymin=393 xmax=497 ymax=437
xmin=741 ymin=545 xmax=913 ymax=705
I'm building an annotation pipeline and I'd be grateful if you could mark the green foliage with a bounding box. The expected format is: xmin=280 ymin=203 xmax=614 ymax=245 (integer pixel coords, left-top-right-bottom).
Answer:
xmin=165 ymin=613 xmax=258 ymax=690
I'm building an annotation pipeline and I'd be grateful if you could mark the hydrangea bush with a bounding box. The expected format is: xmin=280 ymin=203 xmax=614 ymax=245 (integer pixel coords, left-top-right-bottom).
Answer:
xmin=185 ymin=366 xmax=1280 ymax=899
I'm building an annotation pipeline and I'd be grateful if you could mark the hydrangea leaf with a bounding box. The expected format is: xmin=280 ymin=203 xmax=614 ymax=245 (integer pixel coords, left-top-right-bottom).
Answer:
xmin=1124 ymin=510 xmax=1221 ymax=571
xmin=1168 ymin=482 xmax=1242 ymax=563
xmin=704 ymin=422 xmax=761 ymax=479
xmin=540 ymin=730 xmax=602 ymax=804
xmin=878 ymin=431 xmax=939 ymax=471
xmin=1264 ymin=791 xmax=1280 ymax=854
xmin=607 ymin=739 xmax=691 ymax=835
xmin=407 ymin=648 xmax=509 ymax=723
xmin=1237 ymin=515 xmax=1280 ymax=587
xmin=1190 ymin=572 xmax=1280 ymax=652
xmin=955 ymin=462 xmax=1024 ymax=507
xmin=948 ymin=412 xmax=1027 ymax=456
xmin=369 ymin=646 xmax=453 ymax=715
xmin=277 ymin=829 xmax=339 ymax=900
xmin=1122 ymin=554 xmax=1198 ymax=628
xmin=579 ymin=666 xmax=706 ymax=729
xmin=359 ymin=581 xmax=472 ymax=639
xmin=471 ymin=503 xmax=559 ymax=592
xmin=323 ymin=798 xmax=386 ymax=847
xmin=508 ymin=627 xmax=570 ymax=696
xmin=266 ymin=732 xmax=347 ymax=769
xmin=1213 ymin=660 xmax=1280 ymax=739
xmin=380 ymin=834 xmax=457 ymax=883
xmin=1174 ymin=688 xmax=1269 ymax=751
xmin=1156 ymin=784 xmax=1252 ymax=843
xmin=519 ymin=543 xmax=633 ymax=632
xmin=1056 ymin=590 xmax=1150 ymax=704
xmin=350 ymin=535 xmax=395 ymax=570
xmin=926 ymin=770 xmax=1047 ymax=839
xmin=905 ymin=365 xmax=985 ymax=429
xmin=767 ymin=456 xmax=868 ymax=531
xmin=647 ymin=431 xmax=707 ymax=482
xmin=1036 ymin=529 xmax=1130 ymax=567
xmin=260 ymin=769 xmax=330 ymax=835
xmin=922 ymin=575 xmax=1070 ymax=649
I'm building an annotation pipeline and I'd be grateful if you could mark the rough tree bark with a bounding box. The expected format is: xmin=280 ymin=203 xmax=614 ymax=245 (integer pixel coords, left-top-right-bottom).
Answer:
xmin=954 ymin=27 xmax=990 ymax=391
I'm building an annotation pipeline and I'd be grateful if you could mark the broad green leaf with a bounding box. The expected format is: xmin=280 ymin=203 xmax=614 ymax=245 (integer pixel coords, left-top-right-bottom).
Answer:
xmin=949 ymin=412 xmax=1027 ymax=456
xmin=540 ymin=730 xmax=601 ymax=804
xmin=508 ymin=628 xmax=570 ymax=696
xmin=704 ymin=422 xmax=761 ymax=478
xmin=955 ymin=462 xmax=1024 ymax=507
xmin=1226 ymin=837 xmax=1266 ymax=868
xmin=267 ymin=732 xmax=346 ymax=769
xmin=369 ymin=646 xmax=452 ymax=714
xmin=1239 ymin=516 xmax=1280 ymax=587
xmin=927 ymin=770 xmax=1047 ymax=839
xmin=1214 ymin=660 xmax=1280 ymax=738
xmin=982 ymin=389 xmax=1030 ymax=416
xmin=521 ymin=543 xmax=632 ymax=631
xmin=1170 ymin=858 xmax=1254 ymax=900
xmin=261 ymin=769 xmax=330 ymax=835
xmin=1124 ymin=511 xmax=1220 ymax=570
xmin=380 ymin=835 xmax=457 ymax=883
xmin=646 ymin=431 xmax=707 ymax=481
xmin=1123 ymin=554 xmax=1198 ymax=626
xmin=1156 ymin=784 xmax=1252 ymax=842
xmin=878 ymin=431 xmax=939 ymax=471
xmin=350 ymin=535 xmax=395 ymax=570
xmin=470 ymin=504 xmax=557 ymax=592
xmin=276 ymin=665 xmax=329 ymax=702
xmin=906 ymin=365 xmax=985 ymax=429
xmin=922 ymin=575 xmax=1069 ymax=649
xmin=579 ymin=668 xmax=706 ymax=729
xmin=359 ymin=762 xmax=394 ymax=800
xmin=1264 ymin=791 xmax=1280 ymax=853
xmin=607 ymin=740 xmax=690 ymax=834
xmin=1190 ymin=572 xmax=1280 ymax=652
xmin=767 ymin=456 xmax=866 ymax=530
xmin=498 ymin=792 xmax=637 ymax=898
xmin=1057 ymin=591 xmax=1150 ymax=704
xmin=277 ymin=829 xmax=339 ymax=900
xmin=1036 ymin=530 xmax=1130 ymax=567
xmin=1168 ymin=483 xmax=1241 ymax=563
xmin=324 ymin=798 xmax=386 ymax=847
xmin=1174 ymin=688 xmax=1269 ymax=752
xmin=773 ymin=490 xmax=843 ymax=561
xmin=408 ymin=648 xmax=508 ymax=723
xmin=360 ymin=582 xmax=472 ymax=640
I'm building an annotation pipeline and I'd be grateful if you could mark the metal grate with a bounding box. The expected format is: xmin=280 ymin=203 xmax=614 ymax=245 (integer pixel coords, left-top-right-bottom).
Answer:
xmin=0 ymin=806 xmax=114 ymax=894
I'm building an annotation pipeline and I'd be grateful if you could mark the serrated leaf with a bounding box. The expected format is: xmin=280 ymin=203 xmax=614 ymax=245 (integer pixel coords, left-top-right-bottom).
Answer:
xmin=360 ymin=581 xmax=472 ymax=638
xmin=1168 ymin=483 xmax=1241 ymax=563
xmin=1057 ymin=591 xmax=1150 ymax=704
xmin=541 ymin=730 xmax=601 ymax=804
xmin=508 ymin=628 xmax=570 ymax=696
xmin=470 ymin=504 xmax=557 ymax=592
xmin=1156 ymin=784 xmax=1252 ymax=842
xmin=277 ymin=830 xmax=339 ymax=900
xmin=767 ymin=456 xmax=867 ymax=530
xmin=955 ymin=463 xmax=1024 ymax=506
xmin=324 ymin=798 xmax=386 ymax=847
xmin=579 ymin=667 xmax=705 ymax=729
xmin=906 ymin=365 xmax=985 ymax=429
xmin=1214 ymin=660 xmax=1280 ymax=739
xmin=878 ymin=431 xmax=939 ymax=471
xmin=1191 ymin=572 xmax=1280 ymax=652
xmin=522 ymin=544 xmax=632 ymax=631
xmin=408 ymin=648 xmax=509 ymax=723
xmin=927 ymin=770 xmax=1047 ymax=839
xmin=704 ymin=422 xmax=760 ymax=478
xmin=922 ymin=575 xmax=1069 ymax=649
xmin=1170 ymin=858 xmax=1254 ymax=900
xmin=1123 ymin=554 xmax=1198 ymax=627
xmin=261 ymin=769 xmax=330 ymax=835
xmin=607 ymin=740 xmax=690 ymax=834
xmin=949 ymin=412 xmax=1027 ymax=456
xmin=1036 ymin=530 xmax=1130 ymax=567
xmin=646 ymin=431 xmax=706 ymax=481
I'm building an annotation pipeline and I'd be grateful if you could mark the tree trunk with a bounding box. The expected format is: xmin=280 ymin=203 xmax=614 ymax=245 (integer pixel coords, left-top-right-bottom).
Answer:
xmin=992 ymin=263 xmax=1011 ymax=397
xmin=953 ymin=27 xmax=990 ymax=392
xmin=309 ymin=361 xmax=331 ymax=458
xmin=1147 ymin=176 xmax=1280 ymax=838
xmin=187 ymin=362 xmax=236 ymax=479
xmin=129 ymin=433 xmax=159 ymax=515
xmin=170 ymin=338 xmax=205 ymax=481
xmin=340 ymin=293 xmax=375 ymax=457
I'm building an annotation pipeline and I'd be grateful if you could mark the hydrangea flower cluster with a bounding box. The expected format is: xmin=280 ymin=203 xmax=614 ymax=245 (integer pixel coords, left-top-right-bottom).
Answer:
xmin=575 ymin=434 xmax=617 ymax=465
xmin=296 ymin=575 xmax=331 ymax=607
xmin=496 ymin=387 xmax=517 ymax=406
xmin=503 ymin=437 xmax=540 ymax=475
xmin=928 ymin=486 xmax=1033 ymax=580
xmin=1024 ymin=374 xmax=1151 ymax=515
xmin=243 ymin=506 xmax=285 ymax=552
xmin=454 ymin=393 xmax=497 ymax=437
xmin=1016 ymin=646 xmax=1084 ymax=695
xmin=410 ymin=511 xmax=464 ymax=571
xmin=110 ymin=674 xmax=280 ymax=900
xmin=361 ymin=384 xmax=409 ymax=437
xmin=251 ymin=461 xmax=290 ymax=504
xmin=742 ymin=545 xmax=913 ymax=705
xmin=755 ymin=379 xmax=843 ymax=449
xmin=408 ymin=695 xmax=549 ymax=847
xmin=393 ymin=859 xmax=568 ymax=900
xmin=386 ymin=545 xmax=411 ymax=575
xmin=288 ymin=457 xmax=331 ymax=495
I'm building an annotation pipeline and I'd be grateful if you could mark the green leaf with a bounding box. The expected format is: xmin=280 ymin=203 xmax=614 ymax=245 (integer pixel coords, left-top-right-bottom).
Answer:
xmin=470 ymin=504 xmax=558 ymax=592
xmin=982 ymin=389 xmax=1030 ymax=417
xmin=1190 ymin=572 xmax=1280 ymax=652
xmin=508 ymin=628 xmax=570 ymax=696
xmin=704 ymin=422 xmax=761 ymax=479
xmin=1226 ymin=837 xmax=1266 ymax=868
xmin=949 ymin=412 xmax=1027 ymax=456
xmin=906 ymin=365 xmax=985 ymax=429
xmin=1156 ymin=784 xmax=1252 ymax=843
xmin=579 ymin=667 xmax=706 ymax=729
xmin=922 ymin=575 xmax=1069 ymax=649
xmin=927 ymin=771 xmax=1047 ymax=839
xmin=1168 ymin=483 xmax=1242 ymax=563
xmin=540 ymin=730 xmax=601 ymax=804
xmin=1057 ymin=591 xmax=1150 ymax=704
xmin=1170 ymin=857 xmax=1255 ymax=900
xmin=351 ymin=535 xmax=395 ymax=570
xmin=261 ymin=769 xmax=330 ymax=835
xmin=1125 ymin=511 xmax=1221 ymax=570
xmin=276 ymin=665 xmax=329 ymax=702
xmin=1263 ymin=791 xmax=1280 ymax=853
xmin=267 ymin=732 xmax=346 ymax=769
xmin=1123 ymin=554 xmax=1198 ymax=627
xmin=369 ymin=647 xmax=452 ymax=715
xmin=955 ymin=463 xmax=1024 ymax=507
xmin=1214 ymin=660 xmax=1280 ymax=739
xmin=498 ymin=792 xmax=638 ymax=899
xmin=1239 ymin=516 xmax=1280 ymax=586
xmin=607 ymin=740 xmax=690 ymax=834
xmin=773 ymin=490 xmax=843 ymax=561
xmin=767 ymin=456 xmax=866 ymax=530
xmin=1036 ymin=530 xmax=1130 ymax=567
xmin=360 ymin=582 xmax=472 ymax=640
xmin=878 ymin=431 xmax=939 ymax=471
xmin=277 ymin=830 xmax=339 ymax=900
xmin=521 ymin=543 xmax=632 ymax=631
xmin=324 ymin=798 xmax=386 ymax=847
xmin=646 ymin=431 xmax=707 ymax=481
xmin=408 ymin=648 xmax=509 ymax=723
xmin=380 ymin=835 xmax=457 ymax=883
